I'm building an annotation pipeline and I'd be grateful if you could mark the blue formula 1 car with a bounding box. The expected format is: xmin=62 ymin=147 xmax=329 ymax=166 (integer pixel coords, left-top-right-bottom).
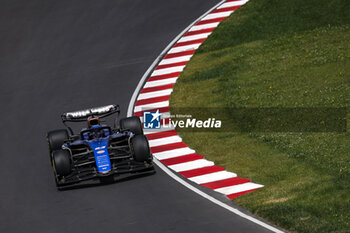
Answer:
xmin=46 ymin=105 xmax=154 ymax=189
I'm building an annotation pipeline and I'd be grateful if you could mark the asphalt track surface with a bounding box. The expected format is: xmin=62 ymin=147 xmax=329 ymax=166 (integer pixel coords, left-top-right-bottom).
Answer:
xmin=0 ymin=1 xmax=273 ymax=232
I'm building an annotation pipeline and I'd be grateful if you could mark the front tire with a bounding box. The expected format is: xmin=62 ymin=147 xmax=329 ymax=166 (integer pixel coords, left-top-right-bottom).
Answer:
xmin=131 ymin=135 xmax=151 ymax=162
xmin=52 ymin=149 xmax=72 ymax=177
xmin=120 ymin=116 xmax=143 ymax=135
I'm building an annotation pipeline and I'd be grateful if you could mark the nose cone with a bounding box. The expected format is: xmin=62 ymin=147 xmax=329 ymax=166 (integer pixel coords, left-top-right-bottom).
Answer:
xmin=88 ymin=138 xmax=112 ymax=173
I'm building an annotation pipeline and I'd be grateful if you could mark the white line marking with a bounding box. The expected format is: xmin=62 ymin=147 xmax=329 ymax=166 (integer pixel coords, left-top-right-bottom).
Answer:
xmin=168 ymin=159 xmax=214 ymax=172
xmin=153 ymin=147 xmax=195 ymax=160
xmin=159 ymin=55 xmax=193 ymax=65
xmin=153 ymin=160 xmax=284 ymax=233
xmin=134 ymin=101 xmax=169 ymax=112
xmin=128 ymin=0 xmax=285 ymax=231
xmin=148 ymin=135 xmax=182 ymax=147
xmin=217 ymin=0 xmax=249 ymax=9
xmin=168 ymin=43 xmax=201 ymax=54
xmin=215 ymin=182 xmax=264 ymax=195
xmin=137 ymin=89 xmax=173 ymax=100
xmin=178 ymin=33 xmax=211 ymax=43
xmin=144 ymin=77 xmax=178 ymax=88
xmin=189 ymin=22 xmax=219 ymax=31
xmin=189 ymin=171 xmax=237 ymax=184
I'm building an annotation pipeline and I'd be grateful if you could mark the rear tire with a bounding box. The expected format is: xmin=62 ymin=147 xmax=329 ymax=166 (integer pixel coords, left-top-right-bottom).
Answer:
xmin=52 ymin=149 xmax=72 ymax=177
xmin=131 ymin=135 xmax=151 ymax=162
xmin=120 ymin=116 xmax=143 ymax=135
xmin=47 ymin=129 xmax=69 ymax=152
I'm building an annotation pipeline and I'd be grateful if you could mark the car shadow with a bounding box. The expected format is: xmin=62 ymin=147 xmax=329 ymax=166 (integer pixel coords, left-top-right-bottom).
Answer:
xmin=57 ymin=169 xmax=156 ymax=191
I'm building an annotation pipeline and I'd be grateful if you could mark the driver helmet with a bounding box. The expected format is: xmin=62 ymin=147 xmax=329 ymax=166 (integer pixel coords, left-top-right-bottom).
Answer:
xmin=90 ymin=125 xmax=103 ymax=139
xmin=88 ymin=116 xmax=100 ymax=128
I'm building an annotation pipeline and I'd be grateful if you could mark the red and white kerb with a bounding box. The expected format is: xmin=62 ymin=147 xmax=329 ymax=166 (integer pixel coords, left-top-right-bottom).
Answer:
xmin=133 ymin=0 xmax=263 ymax=199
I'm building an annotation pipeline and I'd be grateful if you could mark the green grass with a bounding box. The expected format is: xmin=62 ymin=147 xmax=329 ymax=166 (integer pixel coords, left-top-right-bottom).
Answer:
xmin=170 ymin=0 xmax=350 ymax=232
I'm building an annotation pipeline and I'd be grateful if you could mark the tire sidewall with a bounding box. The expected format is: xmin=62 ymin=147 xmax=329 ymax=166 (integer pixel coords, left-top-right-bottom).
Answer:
xmin=52 ymin=149 xmax=72 ymax=177
xmin=47 ymin=129 xmax=69 ymax=152
xmin=131 ymin=135 xmax=151 ymax=162
xmin=120 ymin=116 xmax=143 ymax=135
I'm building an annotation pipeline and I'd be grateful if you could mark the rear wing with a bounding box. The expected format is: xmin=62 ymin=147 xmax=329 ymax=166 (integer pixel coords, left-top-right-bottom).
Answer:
xmin=61 ymin=104 xmax=120 ymax=122
xmin=61 ymin=104 xmax=120 ymax=135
